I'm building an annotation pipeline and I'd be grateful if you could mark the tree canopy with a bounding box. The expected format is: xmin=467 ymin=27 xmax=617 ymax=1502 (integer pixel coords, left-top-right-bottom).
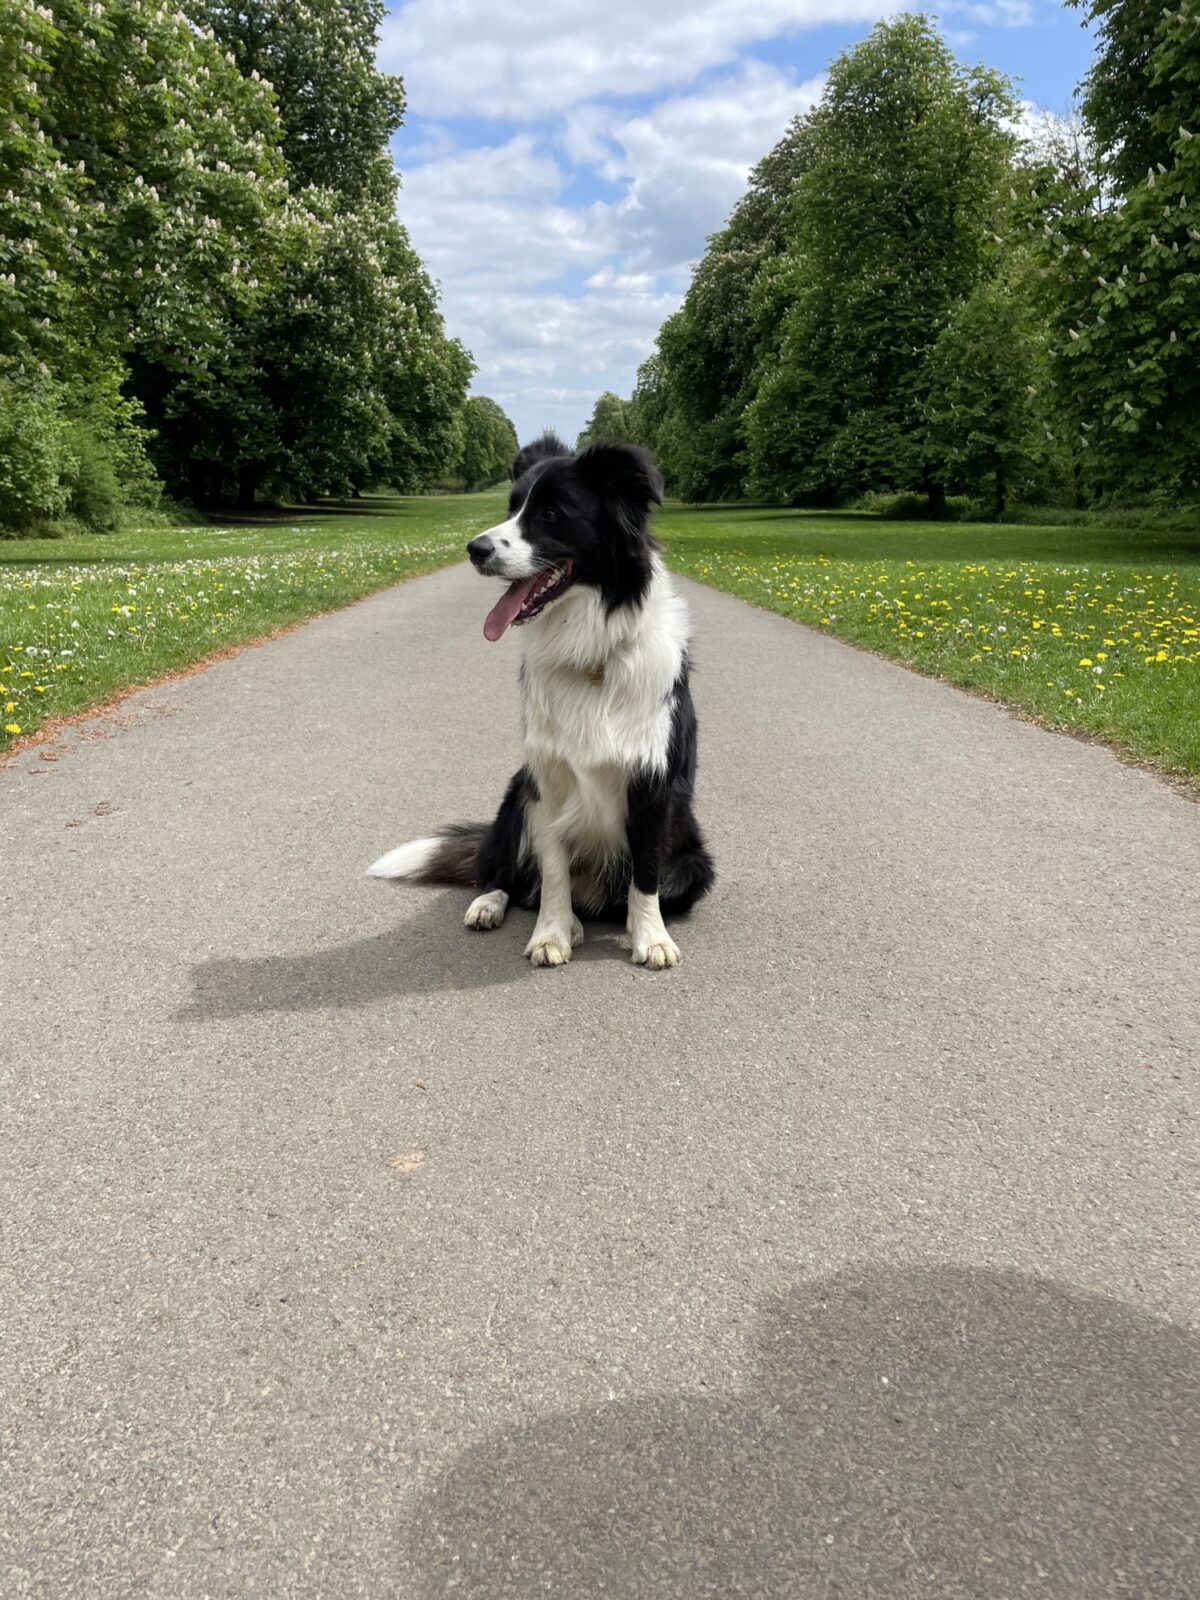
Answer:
xmin=457 ymin=397 xmax=520 ymax=491
xmin=576 ymin=393 xmax=633 ymax=450
xmin=0 ymin=0 xmax=473 ymax=527
xmin=604 ymin=8 xmax=1197 ymax=513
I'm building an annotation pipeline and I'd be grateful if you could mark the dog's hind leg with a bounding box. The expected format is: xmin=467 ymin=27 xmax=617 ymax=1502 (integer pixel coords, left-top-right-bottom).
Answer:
xmin=465 ymin=768 xmax=538 ymax=932
xmin=658 ymin=805 xmax=715 ymax=918
xmin=464 ymin=888 xmax=509 ymax=929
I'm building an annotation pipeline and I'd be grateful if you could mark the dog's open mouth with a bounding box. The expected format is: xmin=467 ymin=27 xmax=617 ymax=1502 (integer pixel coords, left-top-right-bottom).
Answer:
xmin=483 ymin=560 xmax=575 ymax=641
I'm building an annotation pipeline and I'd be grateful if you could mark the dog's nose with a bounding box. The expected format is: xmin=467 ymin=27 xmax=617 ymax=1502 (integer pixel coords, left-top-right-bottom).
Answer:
xmin=467 ymin=535 xmax=495 ymax=567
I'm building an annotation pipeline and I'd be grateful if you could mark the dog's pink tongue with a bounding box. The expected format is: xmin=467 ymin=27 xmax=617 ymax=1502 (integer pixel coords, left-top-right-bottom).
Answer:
xmin=483 ymin=576 xmax=538 ymax=642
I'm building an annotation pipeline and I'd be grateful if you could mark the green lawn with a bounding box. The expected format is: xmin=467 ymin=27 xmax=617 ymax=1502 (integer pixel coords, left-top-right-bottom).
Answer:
xmin=4 ymin=493 xmax=1199 ymax=786
xmin=1 ymin=492 xmax=504 ymax=750
xmin=658 ymin=505 xmax=1200 ymax=785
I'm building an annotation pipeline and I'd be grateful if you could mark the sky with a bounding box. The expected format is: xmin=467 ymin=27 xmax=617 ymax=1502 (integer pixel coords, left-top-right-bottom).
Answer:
xmin=380 ymin=1 xmax=1096 ymax=448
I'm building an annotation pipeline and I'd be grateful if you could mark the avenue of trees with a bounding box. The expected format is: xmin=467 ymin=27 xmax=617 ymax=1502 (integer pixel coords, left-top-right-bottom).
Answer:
xmin=611 ymin=7 xmax=1198 ymax=514
xmin=576 ymin=392 xmax=633 ymax=450
xmin=0 ymin=0 xmax=518 ymax=528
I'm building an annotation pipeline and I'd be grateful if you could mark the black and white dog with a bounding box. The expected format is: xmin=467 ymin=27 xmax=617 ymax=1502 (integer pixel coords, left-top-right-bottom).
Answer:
xmin=368 ymin=432 xmax=713 ymax=968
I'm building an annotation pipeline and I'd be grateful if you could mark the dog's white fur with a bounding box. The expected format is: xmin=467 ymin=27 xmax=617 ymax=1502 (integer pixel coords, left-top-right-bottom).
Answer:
xmin=367 ymin=836 xmax=440 ymax=880
xmin=520 ymin=553 xmax=689 ymax=777
xmin=479 ymin=510 xmax=540 ymax=580
xmin=464 ymin=887 xmax=509 ymax=929
xmin=370 ymin=514 xmax=696 ymax=968
xmin=506 ymin=552 xmax=689 ymax=964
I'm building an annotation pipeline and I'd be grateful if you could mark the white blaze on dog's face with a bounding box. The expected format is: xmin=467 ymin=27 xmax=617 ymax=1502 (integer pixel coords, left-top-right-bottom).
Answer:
xmin=466 ymin=508 xmax=540 ymax=582
xmin=464 ymin=442 xmax=664 ymax=643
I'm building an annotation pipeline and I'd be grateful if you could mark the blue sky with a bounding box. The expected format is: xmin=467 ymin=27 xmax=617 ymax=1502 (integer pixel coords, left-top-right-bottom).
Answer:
xmin=380 ymin=2 xmax=1096 ymax=447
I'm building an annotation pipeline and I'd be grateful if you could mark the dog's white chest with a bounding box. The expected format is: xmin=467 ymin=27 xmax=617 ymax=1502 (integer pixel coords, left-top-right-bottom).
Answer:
xmin=520 ymin=569 xmax=688 ymax=777
xmin=522 ymin=662 xmax=667 ymax=773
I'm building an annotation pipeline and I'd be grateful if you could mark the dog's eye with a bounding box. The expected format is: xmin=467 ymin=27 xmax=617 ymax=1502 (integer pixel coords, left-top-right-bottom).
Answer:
xmin=542 ymin=506 xmax=559 ymax=522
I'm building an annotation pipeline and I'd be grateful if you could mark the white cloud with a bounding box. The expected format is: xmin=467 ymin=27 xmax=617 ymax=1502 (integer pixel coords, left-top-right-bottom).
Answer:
xmin=445 ymin=285 xmax=680 ymax=443
xmin=941 ymin=0 xmax=1034 ymax=26
xmin=1006 ymin=98 xmax=1083 ymax=146
xmin=382 ymin=0 xmax=881 ymax=121
xmin=396 ymin=60 xmax=825 ymax=441
xmin=399 ymin=134 xmax=617 ymax=295
xmin=600 ymin=61 xmax=825 ymax=270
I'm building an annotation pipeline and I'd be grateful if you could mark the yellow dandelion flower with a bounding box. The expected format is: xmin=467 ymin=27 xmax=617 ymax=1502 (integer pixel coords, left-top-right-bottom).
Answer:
xmin=4 ymin=722 xmax=21 ymax=734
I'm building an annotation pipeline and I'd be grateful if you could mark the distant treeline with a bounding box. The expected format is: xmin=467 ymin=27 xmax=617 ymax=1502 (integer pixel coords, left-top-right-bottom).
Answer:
xmin=580 ymin=5 xmax=1198 ymax=515
xmin=0 ymin=0 xmax=518 ymax=530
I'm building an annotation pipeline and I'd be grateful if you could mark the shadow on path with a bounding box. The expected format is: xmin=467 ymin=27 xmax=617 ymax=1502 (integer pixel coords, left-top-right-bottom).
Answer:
xmin=179 ymin=892 xmax=633 ymax=1018
xmin=395 ymin=1265 xmax=1199 ymax=1598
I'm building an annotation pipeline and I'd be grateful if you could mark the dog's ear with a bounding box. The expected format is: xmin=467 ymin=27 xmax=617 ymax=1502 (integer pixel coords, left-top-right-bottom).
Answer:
xmin=575 ymin=443 xmax=664 ymax=509
xmin=512 ymin=430 xmax=570 ymax=481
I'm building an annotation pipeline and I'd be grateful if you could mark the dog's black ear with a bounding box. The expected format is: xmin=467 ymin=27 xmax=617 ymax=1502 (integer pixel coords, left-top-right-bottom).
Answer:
xmin=575 ymin=442 xmax=664 ymax=509
xmin=513 ymin=430 xmax=570 ymax=481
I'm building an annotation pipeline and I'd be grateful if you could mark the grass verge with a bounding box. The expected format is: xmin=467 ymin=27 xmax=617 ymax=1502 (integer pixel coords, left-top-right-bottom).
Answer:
xmin=6 ymin=492 xmax=1198 ymax=786
xmin=1 ymin=491 xmax=502 ymax=752
xmin=659 ymin=504 xmax=1200 ymax=785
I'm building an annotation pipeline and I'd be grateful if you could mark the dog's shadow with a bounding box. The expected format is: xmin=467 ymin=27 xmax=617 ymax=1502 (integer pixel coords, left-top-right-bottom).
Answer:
xmin=179 ymin=890 xmax=627 ymax=1020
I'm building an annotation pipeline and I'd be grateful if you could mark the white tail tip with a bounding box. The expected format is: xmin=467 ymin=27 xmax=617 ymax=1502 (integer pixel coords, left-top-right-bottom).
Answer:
xmin=366 ymin=838 xmax=439 ymax=880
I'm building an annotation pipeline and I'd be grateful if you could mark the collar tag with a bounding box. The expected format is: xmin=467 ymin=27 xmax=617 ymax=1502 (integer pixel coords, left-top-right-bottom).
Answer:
xmin=586 ymin=663 xmax=606 ymax=686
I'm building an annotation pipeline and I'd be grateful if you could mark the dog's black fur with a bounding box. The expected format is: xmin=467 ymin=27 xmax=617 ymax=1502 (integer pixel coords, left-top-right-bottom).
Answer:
xmin=371 ymin=434 xmax=714 ymax=945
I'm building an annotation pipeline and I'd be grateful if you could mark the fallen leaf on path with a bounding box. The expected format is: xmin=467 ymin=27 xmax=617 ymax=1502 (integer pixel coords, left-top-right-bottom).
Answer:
xmin=390 ymin=1148 xmax=426 ymax=1173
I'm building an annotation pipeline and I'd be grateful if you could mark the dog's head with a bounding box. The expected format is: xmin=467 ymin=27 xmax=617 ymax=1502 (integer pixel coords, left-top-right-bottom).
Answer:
xmin=467 ymin=437 xmax=664 ymax=641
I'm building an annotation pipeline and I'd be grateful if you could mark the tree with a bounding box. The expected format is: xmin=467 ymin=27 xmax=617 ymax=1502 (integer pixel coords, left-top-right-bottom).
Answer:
xmin=1 ymin=0 xmax=288 ymax=377
xmin=457 ymin=397 xmax=519 ymax=491
xmin=923 ymin=282 xmax=1040 ymax=515
xmin=185 ymin=0 xmax=405 ymax=207
xmin=576 ymin=393 xmax=632 ymax=450
xmin=1036 ymin=0 xmax=1200 ymax=495
xmin=745 ymin=16 xmax=1017 ymax=506
xmin=628 ymin=115 xmax=819 ymax=500
xmin=0 ymin=0 xmax=290 ymax=520
xmin=144 ymin=0 xmax=470 ymax=504
xmin=625 ymin=355 xmax=667 ymax=457
xmin=1071 ymin=0 xmax=1188 ymax=191
xmin=367 ymin=228 xmax=475 ymax=493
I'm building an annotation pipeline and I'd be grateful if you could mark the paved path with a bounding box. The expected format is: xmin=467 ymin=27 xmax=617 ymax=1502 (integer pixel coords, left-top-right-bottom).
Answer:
xmin=3 ymin=563 xmax=1198 ymax=1598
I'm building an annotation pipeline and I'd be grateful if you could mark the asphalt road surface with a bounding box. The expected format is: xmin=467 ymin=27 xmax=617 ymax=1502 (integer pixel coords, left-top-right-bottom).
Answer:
xmin=3 ymin=562 xmax=1198 ymax=1598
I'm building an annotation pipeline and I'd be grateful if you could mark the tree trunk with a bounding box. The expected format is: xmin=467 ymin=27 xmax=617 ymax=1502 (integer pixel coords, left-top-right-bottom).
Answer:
xmin=236 ymin=466 xmax=259 ymax=511
xmin=994 ymin=466 xmax=1007 ymax=518
xmin=926 ymin=480 xmax=947 ymax=519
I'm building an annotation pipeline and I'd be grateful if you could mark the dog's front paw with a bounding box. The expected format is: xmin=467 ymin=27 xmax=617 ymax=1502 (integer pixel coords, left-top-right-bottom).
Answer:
xmin=465 ymin=889 xmax=508 ymax=930
xmin=525 ymin=916 xmax=583 ymax=967
xmin=632 ymin=934 xmax=680 ymax=970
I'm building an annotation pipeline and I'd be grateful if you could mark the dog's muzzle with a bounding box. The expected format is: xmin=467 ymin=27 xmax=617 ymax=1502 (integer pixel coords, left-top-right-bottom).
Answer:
xmin=467 ymin=534 xmax=495 ymax=571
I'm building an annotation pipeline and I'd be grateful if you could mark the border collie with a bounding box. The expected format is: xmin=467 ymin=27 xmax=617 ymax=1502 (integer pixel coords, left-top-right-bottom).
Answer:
xmin=368 ymin=432 xmax=713 ymax=968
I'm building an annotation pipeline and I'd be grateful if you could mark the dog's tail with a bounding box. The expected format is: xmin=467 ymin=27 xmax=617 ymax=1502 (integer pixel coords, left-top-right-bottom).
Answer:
xmin=366 ymin=823 xmax=485 ymax=887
